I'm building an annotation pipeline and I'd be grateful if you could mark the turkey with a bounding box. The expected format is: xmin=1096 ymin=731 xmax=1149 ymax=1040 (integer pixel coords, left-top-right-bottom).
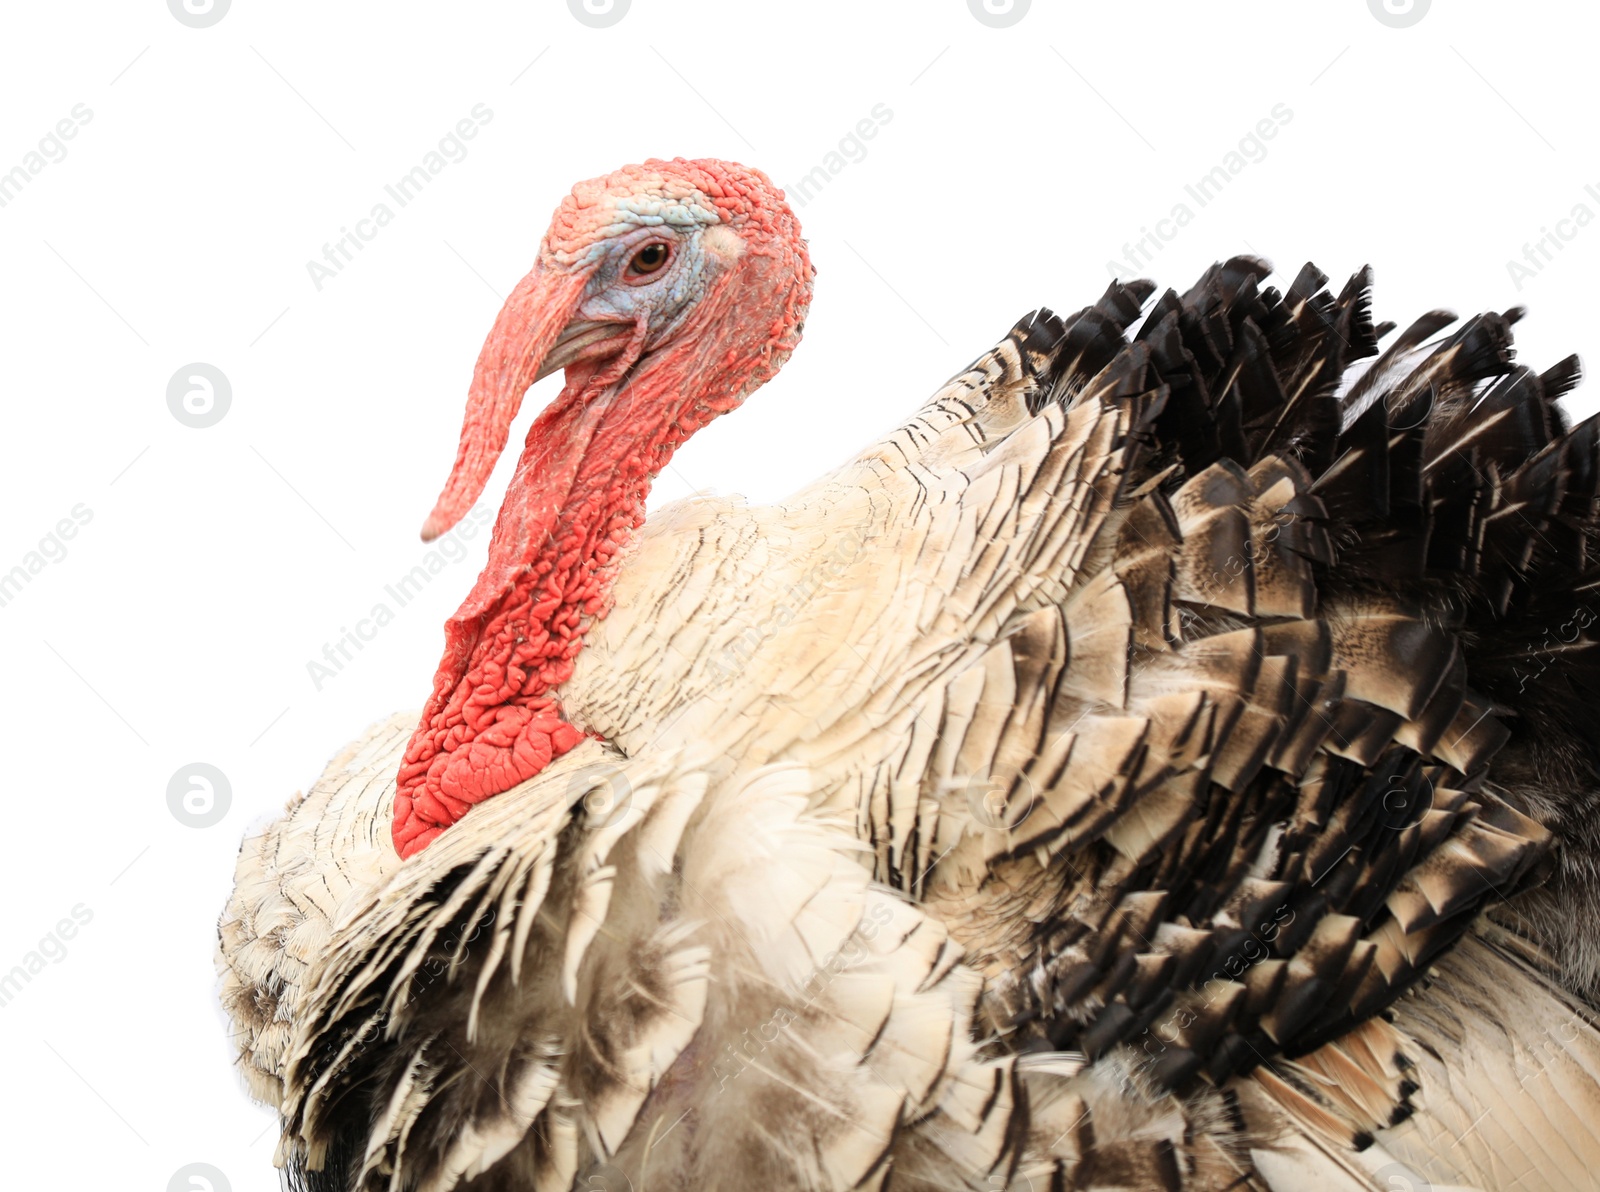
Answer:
xmin=219 ymin=157 xmax=1600 ymax=1191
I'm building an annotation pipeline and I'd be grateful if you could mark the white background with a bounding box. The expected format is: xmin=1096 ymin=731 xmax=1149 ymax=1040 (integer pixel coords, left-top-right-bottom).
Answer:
xmin=0 ymin=1 xmax=1595 ymax=1187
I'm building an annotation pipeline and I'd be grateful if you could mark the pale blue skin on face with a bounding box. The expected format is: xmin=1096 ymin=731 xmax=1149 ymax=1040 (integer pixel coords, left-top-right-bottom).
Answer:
xmin=569 ymin=199 xmax=738 ymax=352
xmin=544 ymin=187 xmax=732 ymax=353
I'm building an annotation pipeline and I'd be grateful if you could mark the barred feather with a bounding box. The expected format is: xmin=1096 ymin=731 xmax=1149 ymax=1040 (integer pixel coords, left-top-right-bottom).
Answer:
xmin=221 ymin=257 xmax=1600 ymax=1190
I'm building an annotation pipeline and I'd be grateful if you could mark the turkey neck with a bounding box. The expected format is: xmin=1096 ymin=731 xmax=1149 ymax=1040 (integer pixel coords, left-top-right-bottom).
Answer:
xmin=393 ymin=340 xmax=747 ymax=857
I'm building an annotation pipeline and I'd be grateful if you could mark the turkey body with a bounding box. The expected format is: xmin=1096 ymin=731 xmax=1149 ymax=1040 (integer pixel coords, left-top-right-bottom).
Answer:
xmin=221 ymin=256 xmax=1600 ymax=1191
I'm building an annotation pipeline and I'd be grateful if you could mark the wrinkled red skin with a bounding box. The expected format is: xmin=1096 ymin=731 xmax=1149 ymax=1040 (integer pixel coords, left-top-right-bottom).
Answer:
xmin=392 ymin=160 xmax=812 ymax=858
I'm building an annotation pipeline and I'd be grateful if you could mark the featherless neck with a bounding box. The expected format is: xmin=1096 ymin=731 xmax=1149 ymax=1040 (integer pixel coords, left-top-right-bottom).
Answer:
xmin=392 ymin=346 xmax=757 ymax=858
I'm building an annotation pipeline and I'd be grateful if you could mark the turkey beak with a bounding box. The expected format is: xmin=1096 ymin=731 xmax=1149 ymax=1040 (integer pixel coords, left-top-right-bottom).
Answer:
xmin=420 ymin=262 xmax=600 ymax=542
xmin=533 ymin=320 xmax=632 ymax=382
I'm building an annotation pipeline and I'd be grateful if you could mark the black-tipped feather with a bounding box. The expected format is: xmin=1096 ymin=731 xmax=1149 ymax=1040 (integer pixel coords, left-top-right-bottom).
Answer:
xmin=981 ymin=257 xmax=1593 ymax=1098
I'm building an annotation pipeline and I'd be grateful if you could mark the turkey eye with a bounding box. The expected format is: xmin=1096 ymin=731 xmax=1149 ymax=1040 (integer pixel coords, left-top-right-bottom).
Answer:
xmin=626 ymin=243 xmax=670 ymax=276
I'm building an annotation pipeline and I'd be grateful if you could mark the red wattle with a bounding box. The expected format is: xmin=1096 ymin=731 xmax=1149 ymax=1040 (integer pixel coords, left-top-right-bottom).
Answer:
xmin=391 ymin=390 xmax=656 ymax=860
xmin=393 ymin=699 xmax=584 ymax=858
